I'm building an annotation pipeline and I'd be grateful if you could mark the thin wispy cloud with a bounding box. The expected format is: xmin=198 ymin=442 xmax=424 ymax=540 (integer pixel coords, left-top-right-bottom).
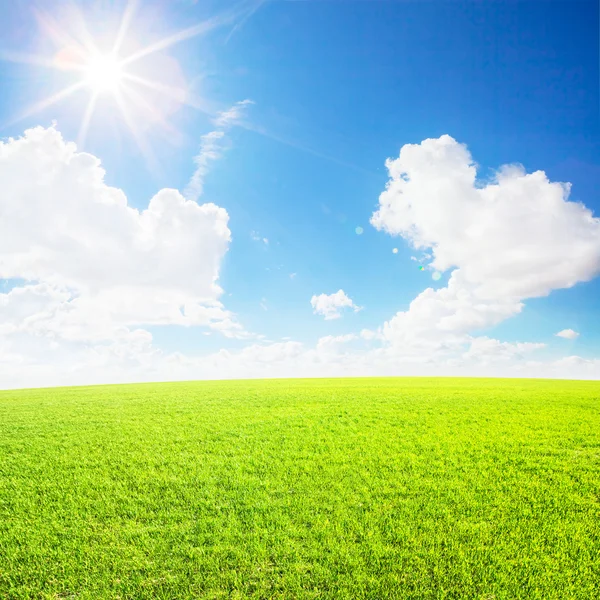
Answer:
xmin=185 ymin=99 xmax=254 ymax=201
xmin=242 ymin=121 xmax=378 ymax=177
xmin=122 ymin=0 xmax=268 ymax=66
xmin=225 ymin=0 xmax=271 ymax=44
xmin=251 ymin=231 xmax=269 ymax=245
xmin=214 ymin=99 xmax=254 ymax=128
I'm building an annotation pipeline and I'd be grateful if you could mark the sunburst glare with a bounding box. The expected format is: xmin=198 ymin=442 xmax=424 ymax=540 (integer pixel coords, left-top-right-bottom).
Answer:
xmin=84 ymin=53 xmax=123 ymax=93
xmin=0 ymin=0 xmax=262 ymax=155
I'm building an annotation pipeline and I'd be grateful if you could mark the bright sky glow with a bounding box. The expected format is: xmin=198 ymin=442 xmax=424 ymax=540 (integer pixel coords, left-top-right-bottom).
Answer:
xmin=0 ymin=0 xmax=262 ymax=153
xmin=84 ymin=54 xmax=123 ymax=93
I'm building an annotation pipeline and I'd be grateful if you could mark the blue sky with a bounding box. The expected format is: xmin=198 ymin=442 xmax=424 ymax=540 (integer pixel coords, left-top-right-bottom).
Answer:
xmin=0 ymin=0 xmax=598 ymax=387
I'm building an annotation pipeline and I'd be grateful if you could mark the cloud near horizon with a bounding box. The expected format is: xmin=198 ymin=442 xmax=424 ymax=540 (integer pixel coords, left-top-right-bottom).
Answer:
xmin=0 ymin=129 xmax=599 ymax=388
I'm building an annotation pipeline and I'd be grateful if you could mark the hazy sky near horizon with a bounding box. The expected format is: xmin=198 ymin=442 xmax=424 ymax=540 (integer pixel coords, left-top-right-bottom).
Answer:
xmin=0 ymin=0 xmax=599 ymax=388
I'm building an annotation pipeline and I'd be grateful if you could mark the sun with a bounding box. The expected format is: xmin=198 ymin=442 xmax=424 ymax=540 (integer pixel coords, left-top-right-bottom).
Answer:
xmin=84 ymin=54 xmax=123 ymax=94
xmin=0 ymin=0 xmax=263 ymax=157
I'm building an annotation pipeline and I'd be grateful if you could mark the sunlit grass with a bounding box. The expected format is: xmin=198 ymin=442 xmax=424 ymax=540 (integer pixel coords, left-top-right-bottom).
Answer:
xmin=0 ymin=377 xmax=599 ymax=599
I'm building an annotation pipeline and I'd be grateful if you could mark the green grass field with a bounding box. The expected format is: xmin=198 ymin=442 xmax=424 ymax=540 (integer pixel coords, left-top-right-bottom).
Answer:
xmin=0 ymin=377 xmax=599 ymax=599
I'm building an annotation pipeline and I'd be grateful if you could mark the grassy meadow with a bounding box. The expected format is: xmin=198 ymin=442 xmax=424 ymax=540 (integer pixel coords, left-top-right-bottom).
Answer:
xmin=0 ymin=377 xmax=599 ymax=599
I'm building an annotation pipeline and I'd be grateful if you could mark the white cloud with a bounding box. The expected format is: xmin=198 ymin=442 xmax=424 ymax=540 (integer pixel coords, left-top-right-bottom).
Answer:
xmin=553 ymin=355 xmax=600 ymax=369
xmin=310 ymin=290 xmax=362 ymax=320
xmin=371 ymin=135 xmax=600 ymax=351
xmin=556 ymin=329 xmax=580 ymax=340
xmin=213 ymin=99 xmax=253 ymax=129
xmin=1 ymin=130 xmax=599 ymax=389
xmin=168 ymin=337 xmax=586 ymax=382
xmin=0 ymin=327 xmax=595 ymax=390
xmin=359 ymin=328 xmax=382 ymax=341
xmin=316 ymin=334 xmax=357 ymax=354
xmin=463 ymin=336 xmax=546 ymax=364
xmin=185 ymin=99 xmax=253 ymax=201
xmin=0 ymin=126 xmax=243 ymax=347
xmin=185 ymin=131 xmax=226 ymax=201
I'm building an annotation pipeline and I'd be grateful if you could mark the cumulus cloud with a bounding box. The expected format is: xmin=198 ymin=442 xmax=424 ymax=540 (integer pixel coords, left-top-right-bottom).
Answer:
xmin=0 ymin=332 xmax=564 ymax=390
xmin=553 ymin=355 xmax=600 ymax=369
xmin=556 ymin=329 xmax=580 ymax=340
xmin=359 ymin=329 xmax=382 ymax=341
xmin=310 ymin=290 xmax=362 ymax=320
xmin=371 ymin=135 xmax=600 ymax=352
xmin=463 ymin=336 xmax=546 ymax=364
xmin=1 ymin=130 xmax=599 ymax=389
xmin=316 ymin=334 xmax=357 ymax=355
xmin=372 ymin=135 xmax=600 ymax=294
xmin=0 ymin=126 xmax=243 ymax=346
xmin=0 ymin=325 xmax=594 ymax=390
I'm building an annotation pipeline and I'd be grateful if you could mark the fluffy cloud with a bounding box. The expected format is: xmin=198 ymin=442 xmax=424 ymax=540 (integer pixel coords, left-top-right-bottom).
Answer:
xmin=372 ymin=135 xmax=600 ymax=352
xmin=553 ymin=355 xmax=600 ymax=369
xmin=316 ymin=334 xmax=358 ymax=355
xmin=0 ymin=126 xmax=242 ymax=346
xmin=372 ymin=136 xmax=600 ymax=297
xmin=0 ymin=326 xmax=595 ymax=390
xmin=1 ymin=130 xmax=599 ymax=389
xmin=158 ymin=338 xmax=594 ymax=382
xmin=310 ymin=290 xmax=361 ymax=320
xmin=556 ymin=329 xmax=580 ymax=340
xmin=463 ymin=336 xmax=546 ymax=364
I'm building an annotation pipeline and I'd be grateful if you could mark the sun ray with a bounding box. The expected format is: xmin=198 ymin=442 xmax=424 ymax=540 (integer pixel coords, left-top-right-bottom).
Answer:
xmin=0 ymin=50 xmax=84 ymax=71
xmin=225 ymin=0 xmax=269 ymax=44
xmin=114 ymin=90 xmax=161 ymax=176
xmin=113 ymin=0 xmax=140 ymax=56
xmin=32 ymin=8 xmax=89 ymax=63
xmin=120 ymin=0 xmax=260 ymax=67
xmin=122 ymin=72 xmax=215 ymax=116
xmin=241 ymin=121 xmax=378 ymax=177
xmin=121 ymin=20 xmax=220 ymax=67
xmin=4 ymin=80 xmax=87 ymax=130
xmin=63 ymin=3 xmax=102 ymax=56
xmin=119 ymin=82 xmax=183 ymax=144
xmin=0 ymin=1 xmax=268 ymax=158
xmin=77 ymin=92 xmax=99 ymax=149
